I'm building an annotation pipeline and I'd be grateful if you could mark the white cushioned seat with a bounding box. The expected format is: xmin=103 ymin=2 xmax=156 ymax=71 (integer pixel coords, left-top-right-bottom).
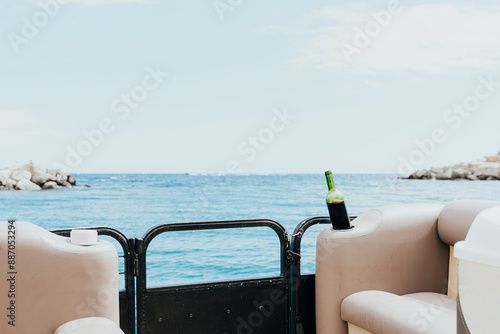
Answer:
xmin=341 ymin=291 xmax=456 ymax=334
xmin=0 ymin=221 xmax=121 ymax=334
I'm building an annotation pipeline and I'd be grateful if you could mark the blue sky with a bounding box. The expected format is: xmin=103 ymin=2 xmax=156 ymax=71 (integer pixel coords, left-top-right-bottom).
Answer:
xmin=1 ymin=0 xmax=499 ymax=173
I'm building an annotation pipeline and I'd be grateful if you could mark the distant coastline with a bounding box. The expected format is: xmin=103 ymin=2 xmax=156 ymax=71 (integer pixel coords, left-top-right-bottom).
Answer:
xmin=401 ymin=155 xmax=500 ymax=181
xmin=0 ymin=162 xmax=89 ymax=190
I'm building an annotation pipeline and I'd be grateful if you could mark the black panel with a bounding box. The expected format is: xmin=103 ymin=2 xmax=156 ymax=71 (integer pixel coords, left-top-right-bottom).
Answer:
xmin=141 ymin=278 xmax=288 ymax=334
xmin=119 ymin=291 xmax=131 ymax=333
xmin=295 ymin=275 xmax=316 ymax=334
xmin=136 ymin=219 xmax=290 ymax=334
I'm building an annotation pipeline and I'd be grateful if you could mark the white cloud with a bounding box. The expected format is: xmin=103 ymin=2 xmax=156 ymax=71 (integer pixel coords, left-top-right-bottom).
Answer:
xmin=286 ymin=2 xmax=500 ymax=75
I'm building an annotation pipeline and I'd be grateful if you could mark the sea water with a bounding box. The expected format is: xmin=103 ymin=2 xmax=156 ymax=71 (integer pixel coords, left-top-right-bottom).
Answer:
xmin=1 ymin=174 xmax=498 ymax=288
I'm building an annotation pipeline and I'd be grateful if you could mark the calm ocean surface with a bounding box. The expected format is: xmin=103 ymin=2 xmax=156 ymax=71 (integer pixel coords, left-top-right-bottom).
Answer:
xmin=1 ymin=174 xmax=498 ymax=288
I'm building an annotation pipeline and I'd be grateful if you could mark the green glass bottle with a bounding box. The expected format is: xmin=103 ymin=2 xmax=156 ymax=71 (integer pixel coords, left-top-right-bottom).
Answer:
xmin=325 ymin=171 xmax=351 ymax=230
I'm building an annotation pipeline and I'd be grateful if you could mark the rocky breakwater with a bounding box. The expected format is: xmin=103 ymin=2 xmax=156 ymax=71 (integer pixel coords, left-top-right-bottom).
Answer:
xmin=0 ymin=162 xmax=88 ymax=190
xmin=404 ymin=155 xmax=500 ymax=181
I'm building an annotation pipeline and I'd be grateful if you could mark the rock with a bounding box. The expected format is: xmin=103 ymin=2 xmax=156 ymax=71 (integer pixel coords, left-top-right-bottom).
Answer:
xmin=418 ymin=170 xmax=431 ymax=179
xmin=0 ymin=175 xmax=15 ymax=190
xmin=436 ymin=169 xmax=454 ymax=180
xmin=42 ymin=181 xmax=60 ymax=190
xmin=0 ymin=169 xmax=11 ymax=176
xmin=0 ymin=162 xmax=85 ymax=190
xmin=466 ymin=174 xmax=480 ymax=181
xmin=46 ymin=169 xmax=69 ymax=185
xmin=410 ymin=169 xmax=427 ymax=179
xmin=485 ymin=155 xmax=500 ymax=162
xmin=11 ymin=169 xmax=31 ymax=182
xmin=15 ymin=179 xmax=42 ymax=191
xmin=474 ymin=168 xmax=499 ymax=180
xmin=0 ymin=174 xmax=9 ymax=186
xmin=451 ymin=168 xmax=469 ymax=179
xmin=486 ymin=176 xmax=498 ymax=181
xmin=20 ymin=162 xmax=35 ymax=173
xmin=67 ymin=175 xmax=76 ymax=185
xmin=47 ymin=168 xmax=58 ymax=178
xmin=56 ymin=173 xmax=68 ymax=184
xmin=402 ymin=155 xmax=500 ymax=181
xmin=59 ymin=180 xmax=72 ymax=188
xmin=48 ymin=168 xmax=63 ymax=178
xmin=434 ymin=173 xmax=446 ymax=180
xmin=430 ymin=167 xmax=444 ymax=175
xmin=31 ymin=171 xmax=56 ymax=185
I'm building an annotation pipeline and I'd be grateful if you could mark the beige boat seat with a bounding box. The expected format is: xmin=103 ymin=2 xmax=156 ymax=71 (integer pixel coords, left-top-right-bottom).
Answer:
xmin=342 ymin=291 xmax=456 ymax=334
xmin=54 ymin=317 xmax=124 ymax=334
xmin=315 ymin=200 xmax=500 ymax=334
xmin=0 ymin=221 xmax=124 ymax=334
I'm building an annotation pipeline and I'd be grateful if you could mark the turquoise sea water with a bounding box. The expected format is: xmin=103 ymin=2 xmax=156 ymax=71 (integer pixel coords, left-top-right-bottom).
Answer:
xmin=1 ymin=174 xmax=498 ymax=288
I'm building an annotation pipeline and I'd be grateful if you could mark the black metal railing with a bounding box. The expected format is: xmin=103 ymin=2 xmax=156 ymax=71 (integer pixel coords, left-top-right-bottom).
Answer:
xmin=135 ymin=219 xmax=290 ymax=334
xmin=50 ymin=216 xmax=351 ymax=334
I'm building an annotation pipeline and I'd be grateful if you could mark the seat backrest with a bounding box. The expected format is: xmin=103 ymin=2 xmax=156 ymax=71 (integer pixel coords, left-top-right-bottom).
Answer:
xmin=438 ymin=200 xmax=500 ymax=246
xmin=0 ymin=221 xmax=119 ymax=334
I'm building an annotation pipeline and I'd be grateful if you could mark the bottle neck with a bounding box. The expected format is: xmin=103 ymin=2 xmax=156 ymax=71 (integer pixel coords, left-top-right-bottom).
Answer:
xmin=325 ymin=172 xmax=336 ymax=191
